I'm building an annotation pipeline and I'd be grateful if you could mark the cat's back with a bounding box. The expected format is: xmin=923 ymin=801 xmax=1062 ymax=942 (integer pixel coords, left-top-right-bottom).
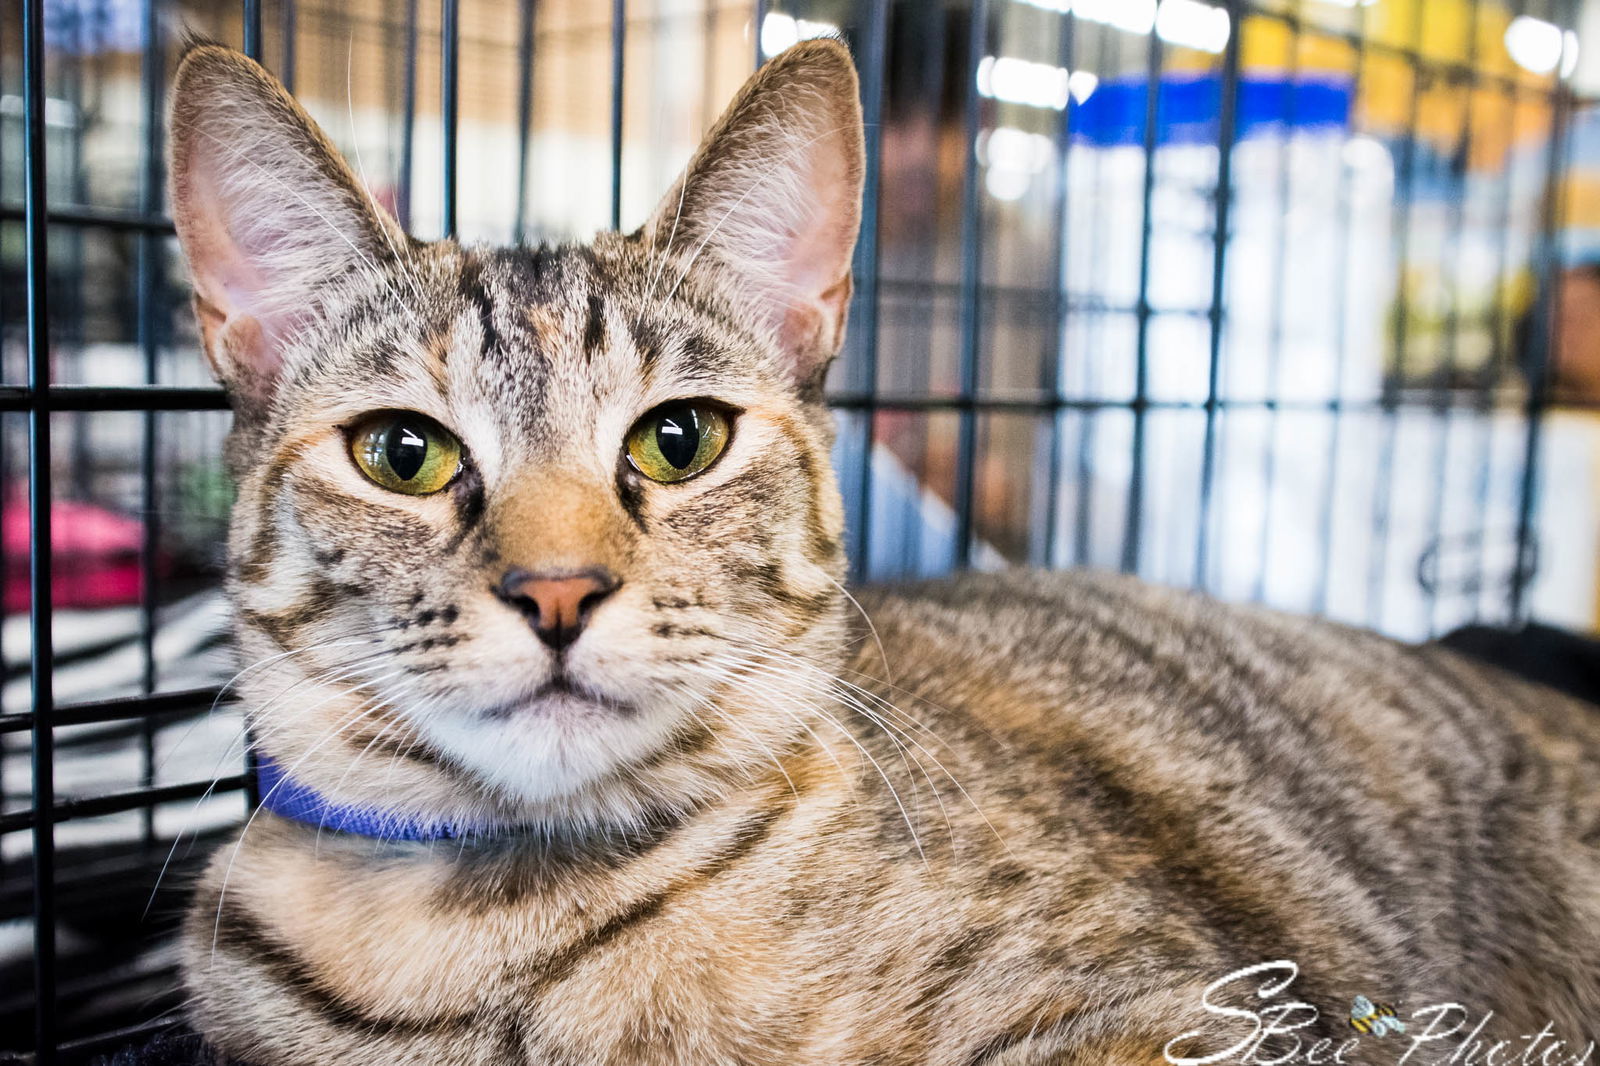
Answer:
xmin=849 ymin=569 xmax=1600 ymax=1038
xmin=855 ymin=567 xmax=1600 ymax=767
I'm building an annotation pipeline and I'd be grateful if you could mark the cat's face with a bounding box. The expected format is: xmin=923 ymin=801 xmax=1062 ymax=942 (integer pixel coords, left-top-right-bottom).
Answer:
xmin=168 ymin=41 xmax=864 ymax=829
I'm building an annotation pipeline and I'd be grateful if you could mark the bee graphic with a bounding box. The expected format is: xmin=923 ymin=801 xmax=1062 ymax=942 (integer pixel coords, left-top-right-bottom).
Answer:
xmin=1349 ymin=995 xmax=1406 ymax=1037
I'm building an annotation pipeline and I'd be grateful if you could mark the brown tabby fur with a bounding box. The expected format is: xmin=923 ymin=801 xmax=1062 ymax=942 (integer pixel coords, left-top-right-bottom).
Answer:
xmin=168 ymin=37 xmax=1600 ymax=1066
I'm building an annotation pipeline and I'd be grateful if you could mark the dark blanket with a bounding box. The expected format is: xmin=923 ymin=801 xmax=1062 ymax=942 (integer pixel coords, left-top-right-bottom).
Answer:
xmin=1438 ymin=621 xmax=1600 ymax=708
xmin=93 ymin=1029 xmax=222 ymax=1066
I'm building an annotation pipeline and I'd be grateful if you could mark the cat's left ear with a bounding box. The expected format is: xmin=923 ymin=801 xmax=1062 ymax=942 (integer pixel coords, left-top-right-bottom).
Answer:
xmin=642 ymin=39 xmax=865 ymax=395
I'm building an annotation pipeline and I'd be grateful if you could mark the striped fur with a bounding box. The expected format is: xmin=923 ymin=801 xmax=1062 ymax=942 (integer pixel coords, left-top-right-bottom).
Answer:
xmin=169 ymin=40 xmax=1600 ymax=1066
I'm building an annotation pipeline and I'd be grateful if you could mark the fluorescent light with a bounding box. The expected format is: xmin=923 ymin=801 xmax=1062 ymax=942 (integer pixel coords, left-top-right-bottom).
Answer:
xmin=759 ymin=13 xmax=839 ymax=58
xmin=1505 ymin=15 xmax=1565 ymax=75
xmin=1068 ymin=70 xmax=1100 ymax=104
xmin=976 ymin=57 xmax=1097 ymax=110
xmin=985 ymin=167 xmax=1033 ymax=202
xmin=1015 ymin=0 xmax=1156 ymax=33
xmin=1016 ymin=0 xmax=1226 ymax=51
xmin=978 ymin=55 xmax=1070 ymax=110
xmin=1155 ymin=0 xmax=1230 ymax=53
xmin=980 ymin=127 xmax=1055 ymax=171
xmin=1073 ymin=0 xmax=1157 ymax=34
xmin=0 ymin=94 xmax=76 ymax=128
xmin=1341 ymin=135 xmax=1391 ymax=175
xmin=1562 ymin=30 xmax=1581 ymax=79
xmin=978 ymin=127 xmax=1055 ymax=203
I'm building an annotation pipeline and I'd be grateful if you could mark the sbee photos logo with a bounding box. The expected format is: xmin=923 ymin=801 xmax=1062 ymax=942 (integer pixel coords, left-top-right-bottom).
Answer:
xmin=1163 ymin=962 xmax=1595 ymax=1066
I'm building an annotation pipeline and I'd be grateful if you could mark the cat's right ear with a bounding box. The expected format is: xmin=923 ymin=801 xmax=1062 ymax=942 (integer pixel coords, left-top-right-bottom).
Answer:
xmin=168 ymin=42 xmax=407 ymax=416
xmin=642 ymin=39 xmax=864 ymax=397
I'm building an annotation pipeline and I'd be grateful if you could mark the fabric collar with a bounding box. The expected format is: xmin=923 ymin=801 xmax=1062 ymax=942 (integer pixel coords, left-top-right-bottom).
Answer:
xmin=255 ymin=752 xmax=496 ymax=842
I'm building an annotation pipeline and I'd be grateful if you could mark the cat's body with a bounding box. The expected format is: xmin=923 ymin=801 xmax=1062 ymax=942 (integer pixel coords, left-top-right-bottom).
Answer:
xmin=188 ymin=570 xmax=1600 ymax=1065
xmin=166 ymin=38 xmax=1600 ymax=1066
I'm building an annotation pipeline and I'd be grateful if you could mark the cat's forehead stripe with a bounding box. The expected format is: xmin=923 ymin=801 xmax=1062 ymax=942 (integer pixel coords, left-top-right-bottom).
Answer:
xmin=582 ymin=292 xmax=607 ymax=361
xmin=456 ymin=254 xmax=506 ymax=363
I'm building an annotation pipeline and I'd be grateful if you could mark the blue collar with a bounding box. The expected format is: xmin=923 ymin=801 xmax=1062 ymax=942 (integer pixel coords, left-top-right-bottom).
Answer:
xmin=255 ymin=752 xmax=498 ymax=842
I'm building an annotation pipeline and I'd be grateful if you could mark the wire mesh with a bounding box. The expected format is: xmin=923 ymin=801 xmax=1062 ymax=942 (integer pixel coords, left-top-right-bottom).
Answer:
xmin=0 ymin=0 xmax=1586 ymax=1059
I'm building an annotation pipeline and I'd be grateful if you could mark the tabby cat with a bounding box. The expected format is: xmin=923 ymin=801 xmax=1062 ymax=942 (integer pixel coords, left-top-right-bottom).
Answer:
xmin=169 ymin=37 xmax=1600 ymax=1066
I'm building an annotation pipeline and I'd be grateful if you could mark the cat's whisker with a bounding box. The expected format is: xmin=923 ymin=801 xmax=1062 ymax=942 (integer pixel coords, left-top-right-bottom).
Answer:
xmin=145 ymin=638 xmax=410 ymax=913
xmin=702 ymin=645 xmax=996 ymax=854
xmin=696 ymin=653 xmax=861 ymax=797
xmin=679 ymin=653 xmax=928 ymax=865
xmin=724 ymin=632 xmax=960 ymax=754
xmin=680 ymin=685 xmax=803 ymax=804
xmin=208 ymin=692 xmax=399 ymax=956
xmin=200 ymin=645 xmax=406 ymax=782
xmin=820 ymin=573 xmax=893 ymax=683
xmin=681 ymin=658 xmax=858 ymax=811
xmin=208 ymin=668 xmax=411 ymax=961
xmin=173 ymin=659 xmax=405 ymax=873
xmin=314 ymin=679 xmax=428 ymax=853
xmin=365 ymin=687 xmax=445 ymax=801
xmin=753 ymin=669 xmax=944 ymax=836
xmin=157 ymin=633 xmax=393 ymax=778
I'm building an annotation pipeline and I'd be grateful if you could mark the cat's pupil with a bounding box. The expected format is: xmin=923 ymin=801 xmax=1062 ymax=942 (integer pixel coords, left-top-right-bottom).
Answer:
xmin=386 ymin=425 xmax=429 ymax=481
xmin=656 ymin=410 xmax=700 ymax=470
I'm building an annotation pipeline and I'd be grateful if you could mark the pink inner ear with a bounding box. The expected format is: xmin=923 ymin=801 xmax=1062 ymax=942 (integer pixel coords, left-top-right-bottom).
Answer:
xmin=178 ymin=151 xmax=297 ymax=389
xmin=216 ymin=313 xmax=283 ymax=409
xmin=182 ymin=199 xmax=287 ymax=396
xmin=783 ymin=138 xmax=859 ymax=297
xmin=767 ymin=139 xmax=859 ymax=378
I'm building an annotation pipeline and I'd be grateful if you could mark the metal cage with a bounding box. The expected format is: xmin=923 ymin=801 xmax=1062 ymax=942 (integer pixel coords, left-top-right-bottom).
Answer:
xmin=0 ymin=0 xmax=1586 ymax=1060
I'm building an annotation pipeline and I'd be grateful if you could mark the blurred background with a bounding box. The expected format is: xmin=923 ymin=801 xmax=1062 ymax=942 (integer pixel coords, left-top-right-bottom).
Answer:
xmin=1 ymin=0 xmax=1598 ymax=1059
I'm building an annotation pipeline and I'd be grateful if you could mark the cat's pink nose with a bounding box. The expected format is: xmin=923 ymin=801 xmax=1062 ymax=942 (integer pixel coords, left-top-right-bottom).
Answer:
xmin=495 ymin=567 xmax=620 ymax=651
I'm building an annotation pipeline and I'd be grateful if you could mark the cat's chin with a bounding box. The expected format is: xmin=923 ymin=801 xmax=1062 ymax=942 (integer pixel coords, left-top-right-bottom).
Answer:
xmin=401 ymin=677 xmax=691 ymax=808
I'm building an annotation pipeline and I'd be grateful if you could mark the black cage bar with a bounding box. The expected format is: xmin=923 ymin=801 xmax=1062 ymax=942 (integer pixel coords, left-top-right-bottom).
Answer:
xmin=0 ymin=0 xmax=1588 ymax=1059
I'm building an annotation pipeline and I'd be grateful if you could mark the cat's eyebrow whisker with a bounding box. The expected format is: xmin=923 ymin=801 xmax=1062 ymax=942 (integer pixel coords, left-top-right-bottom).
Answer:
xmin=646 ymin=149 xmax=692 ymax=302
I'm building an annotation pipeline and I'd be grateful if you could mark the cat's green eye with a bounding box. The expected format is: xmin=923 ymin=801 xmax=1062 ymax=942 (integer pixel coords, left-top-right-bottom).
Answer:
xmin=625 ymin=403 xmax=731 ymax=484
xmin=349 ymin=413 xmax=462 ymax=496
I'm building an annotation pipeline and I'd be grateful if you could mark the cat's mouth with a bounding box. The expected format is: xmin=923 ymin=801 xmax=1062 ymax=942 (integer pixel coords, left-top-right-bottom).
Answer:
xmin=478 ymin=675 xmax=634 ymax=720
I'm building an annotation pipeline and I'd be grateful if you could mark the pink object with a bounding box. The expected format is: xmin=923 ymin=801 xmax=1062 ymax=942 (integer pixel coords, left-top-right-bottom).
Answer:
xmin=2 ymin=494 xmax=164 ymax=612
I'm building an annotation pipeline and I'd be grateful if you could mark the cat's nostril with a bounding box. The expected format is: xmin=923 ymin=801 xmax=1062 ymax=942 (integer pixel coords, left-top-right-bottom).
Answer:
xmin=495 ymin=566 xmax=621 ymax=651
